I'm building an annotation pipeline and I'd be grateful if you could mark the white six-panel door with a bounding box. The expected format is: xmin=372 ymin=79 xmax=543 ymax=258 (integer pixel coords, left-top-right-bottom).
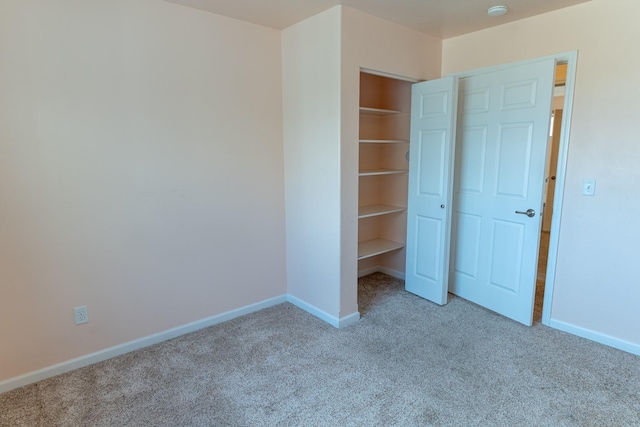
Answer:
xmin=405 ymin=76 xmax=458 ymax=304
xmin=450 ymin=58 xmax=556 ymax=325
xmin=406 ymin=58 xmax=556 ymax=325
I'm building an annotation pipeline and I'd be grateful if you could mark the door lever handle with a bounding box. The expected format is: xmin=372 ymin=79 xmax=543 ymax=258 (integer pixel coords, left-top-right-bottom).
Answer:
xmin=515 ymin=209 xmax=535 ymax=218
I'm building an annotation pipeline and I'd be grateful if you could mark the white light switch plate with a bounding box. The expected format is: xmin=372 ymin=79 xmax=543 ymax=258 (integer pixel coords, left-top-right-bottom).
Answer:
xmin=582 ymin=179 xmax=596 ymax=196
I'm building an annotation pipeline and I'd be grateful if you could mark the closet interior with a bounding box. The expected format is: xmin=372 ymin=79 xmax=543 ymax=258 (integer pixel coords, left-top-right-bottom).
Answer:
xmin=358 ymin=71 xmax=413 ymax=277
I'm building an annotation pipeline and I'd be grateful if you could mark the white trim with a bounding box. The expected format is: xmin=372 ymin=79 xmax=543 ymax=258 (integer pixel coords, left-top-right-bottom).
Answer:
xmin=287 ymin=295 xmax=339 ymax=327
xmin=0 ymin=295 xmax=287 ymax=394
xmin=358 ymin=266 xmax=381 ymax=278
xmin=542 ymin=51 xmax=578 ymax=326
xmin=338 ymin=311 xmax=361 ymax=328
xmin=286 ymin=295 xmax=360 ymax=328
xmin=360 ymin=67 xmax=420 ymax=83
xmin=549 ymin=319 xmax=640 ymax=356
xmin=357 ymin=266 xmax=405 ymax=280
xmin=376 ymin=266 xmax=405 ymax=280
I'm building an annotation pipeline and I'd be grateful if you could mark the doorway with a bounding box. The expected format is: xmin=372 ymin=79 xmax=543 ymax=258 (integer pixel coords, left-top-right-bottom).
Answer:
xmin=449 ymin=58 xmax=557 ymax=325
xmin=535 ymin=63 xmax=567 ymax=321
xmin=450 ymin=54 xmax=576 ymax=327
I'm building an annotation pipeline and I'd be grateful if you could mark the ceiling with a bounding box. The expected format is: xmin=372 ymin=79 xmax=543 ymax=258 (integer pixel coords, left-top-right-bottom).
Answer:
xmin=164 ymin=0 xmax=590 ymax=39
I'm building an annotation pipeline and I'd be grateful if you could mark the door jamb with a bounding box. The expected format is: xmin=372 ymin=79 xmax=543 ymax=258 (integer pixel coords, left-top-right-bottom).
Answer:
xmin=447 ymin=51 xmax=578 ymax=326
xmin=541 ymin=51 xmax=577 ymax=326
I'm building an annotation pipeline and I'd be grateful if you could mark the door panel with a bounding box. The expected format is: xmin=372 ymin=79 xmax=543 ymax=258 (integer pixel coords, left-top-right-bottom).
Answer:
xmin=417 ymin=130 xmax=446 ymax=196
xmin=415 ymin=217 xmax=441 ymax=281
xmin=453 ymin=212 xmax=481 ymax=279
xmin=489 ymin=219 xmax=525 ymax=293
xmin=405 ymin=76 xmax=458 ymax=305
xmin=450 ymin=58 xmax=556 ymax=325
xmin=459 ymin=126 xmax=487 ymax=193
xmin=496 ymin=123 xmax=533 ymax=198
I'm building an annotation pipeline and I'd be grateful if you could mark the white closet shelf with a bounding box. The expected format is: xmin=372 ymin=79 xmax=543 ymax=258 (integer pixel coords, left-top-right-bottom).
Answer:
xmin=358 ymin=239 xmax=405 ymax=260
xmin=359 ymin=139 xmax=409 ymax=144
xmin=359 ymin=169 xmax=408 ymax=176
xmin=358 ymin=204 xmax=406 ymax=219
xmin=359 ymin=107 xmax=401 ymax=115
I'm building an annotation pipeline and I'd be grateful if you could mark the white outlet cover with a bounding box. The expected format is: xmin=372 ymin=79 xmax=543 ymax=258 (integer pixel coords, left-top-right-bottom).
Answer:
xmin=74 ymin=306 xmax=89 ymax=325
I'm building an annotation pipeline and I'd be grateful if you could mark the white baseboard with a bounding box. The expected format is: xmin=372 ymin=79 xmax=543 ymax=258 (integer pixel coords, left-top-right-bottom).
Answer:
xmin=5 ymin=292 xmax=637 ymax=395
xmin=286 ymin=295 xmax=360 ymax=328
xmin=358 ymin=266 xmax=380 ymax=278
xmin=549 ymin=318 xmax=640 ymax=356
xmin=338 ymin=311 xmax=361 ymax=328
xmin=377 ymin=267 xmax=405 ymax=280
xmin=0 ymin=294 xmax=287 ymax=395
xmin=358 ymin=266 xmax=405 ymax=280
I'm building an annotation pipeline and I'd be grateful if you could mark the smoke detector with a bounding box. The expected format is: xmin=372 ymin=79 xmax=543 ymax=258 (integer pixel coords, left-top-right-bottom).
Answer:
xmin=487 ymin=5 xmax=508 ymax=17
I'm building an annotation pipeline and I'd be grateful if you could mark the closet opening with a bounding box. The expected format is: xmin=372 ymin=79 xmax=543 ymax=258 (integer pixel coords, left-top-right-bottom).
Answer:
xmin=356 ymin=69 xmax=416 ymax=312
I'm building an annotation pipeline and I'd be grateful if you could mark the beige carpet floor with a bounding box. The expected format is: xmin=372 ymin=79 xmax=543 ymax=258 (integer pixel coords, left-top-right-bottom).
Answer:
xmin=2 ymin=272 xmax=639 ymax=426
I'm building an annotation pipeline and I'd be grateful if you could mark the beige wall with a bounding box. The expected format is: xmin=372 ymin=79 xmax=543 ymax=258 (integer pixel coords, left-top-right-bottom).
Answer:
xmin=282 ymin=6 xmax=442 ymax=321
xmin=0 ymin=0 xmax=286 ymax=381
xmin=5 ymin=0 xmax=638 ymax=387
xmin=282 ymin=7 xmax=343 ymax=319
xmin=340 ymin=7 xmax=442 ymax=315
xmin=442 ymin=0 xmax=640 ymax=349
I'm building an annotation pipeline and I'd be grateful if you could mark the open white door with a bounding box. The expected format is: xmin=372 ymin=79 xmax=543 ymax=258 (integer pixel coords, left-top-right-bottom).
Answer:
xmin=450 ymin=58 xmax=556 ymax=325
xmin=405 ymin=76 xmax=458 ymax=304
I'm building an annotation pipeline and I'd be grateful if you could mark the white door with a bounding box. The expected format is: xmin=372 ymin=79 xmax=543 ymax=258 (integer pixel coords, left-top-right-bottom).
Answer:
xmin=450 ymin=58 xmax=556 ymax=326
xmin=405 ymin=76 xmax=458 ymax=304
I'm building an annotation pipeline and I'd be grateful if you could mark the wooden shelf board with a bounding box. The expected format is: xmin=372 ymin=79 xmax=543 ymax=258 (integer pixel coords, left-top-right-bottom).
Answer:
xmin=358 ymin=239 xmax=405 ymax=260
xmin=359 ymin=169 xmax=408 ymax=176
xmin=359 ymin=107 xmax=401 ymax=115
xmin=358 ymin=204 xmax=406 ymax=219
xmin=359 ymin=139 xmax=409 ymax=144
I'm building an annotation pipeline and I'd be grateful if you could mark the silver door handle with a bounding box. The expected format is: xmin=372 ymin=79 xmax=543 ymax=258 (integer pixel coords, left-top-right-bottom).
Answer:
xmin=515 ymin=209 xmax=535 ymax=218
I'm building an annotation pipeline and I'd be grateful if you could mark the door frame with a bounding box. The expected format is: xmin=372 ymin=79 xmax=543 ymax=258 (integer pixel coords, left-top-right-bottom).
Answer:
xmin=448 ymin=51 xmax=578 ymax=326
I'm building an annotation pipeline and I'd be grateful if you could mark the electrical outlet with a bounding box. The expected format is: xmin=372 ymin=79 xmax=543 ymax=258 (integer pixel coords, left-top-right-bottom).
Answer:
xmin=74 ymin=306 xmax=89 ymax=325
